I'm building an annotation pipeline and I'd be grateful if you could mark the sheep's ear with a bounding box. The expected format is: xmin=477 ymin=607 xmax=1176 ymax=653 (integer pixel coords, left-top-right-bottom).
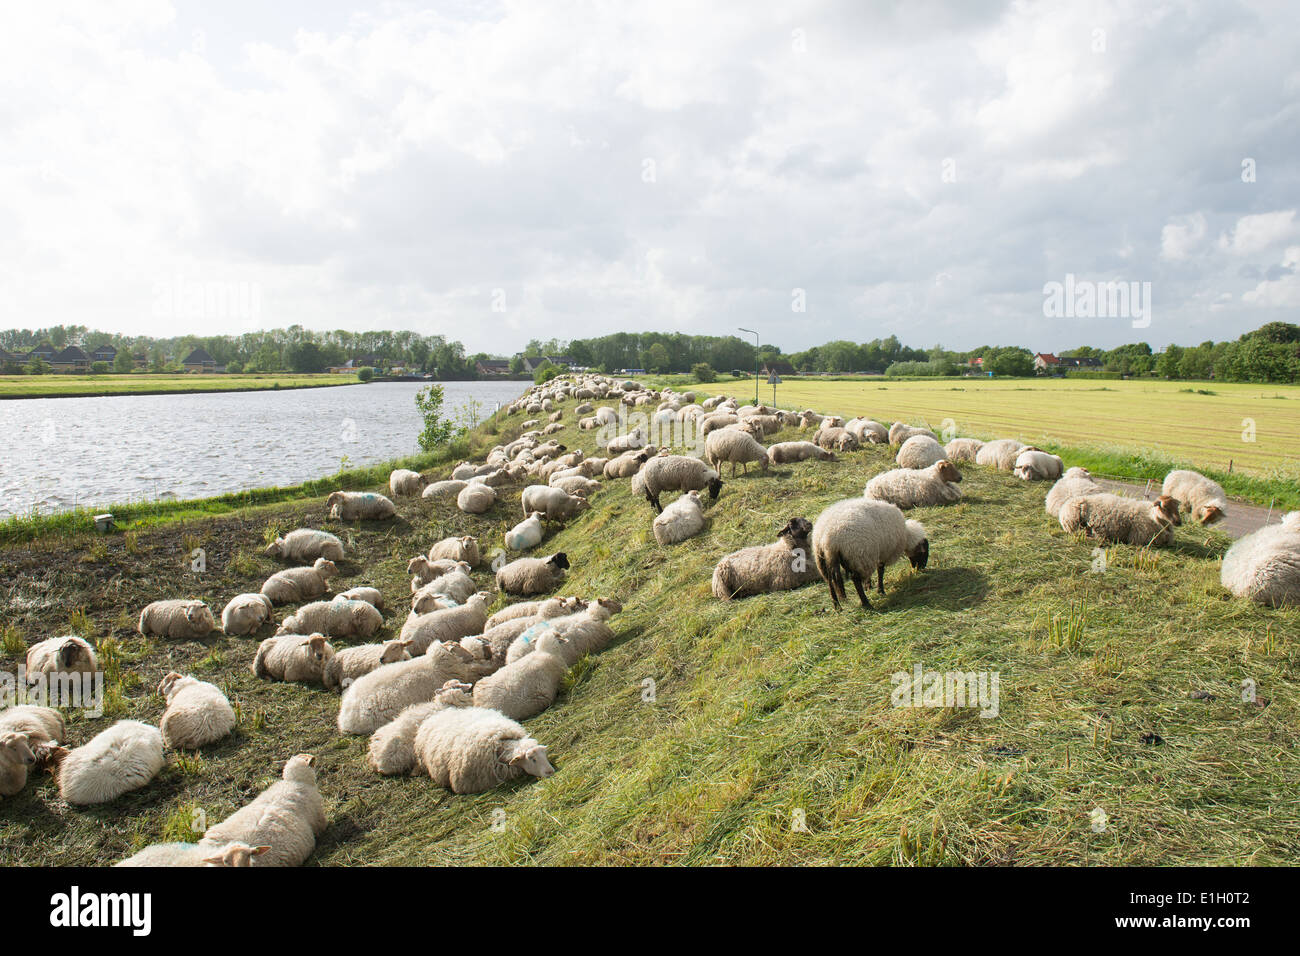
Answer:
xmin=252 ymin=845 xmax=271 ymax=856
xmin=202 ymin=854 xmax=227 ymax=866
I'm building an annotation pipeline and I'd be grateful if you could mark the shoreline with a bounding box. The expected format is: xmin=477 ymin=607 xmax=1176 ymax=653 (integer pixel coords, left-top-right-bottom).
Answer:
xmin=0 ymin=376 xmax=362 ymax=401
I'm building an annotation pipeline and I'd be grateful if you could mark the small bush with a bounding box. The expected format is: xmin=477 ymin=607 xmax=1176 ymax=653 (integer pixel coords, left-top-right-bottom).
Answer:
xmin=691 ymin=363 xmax=717 ymax=383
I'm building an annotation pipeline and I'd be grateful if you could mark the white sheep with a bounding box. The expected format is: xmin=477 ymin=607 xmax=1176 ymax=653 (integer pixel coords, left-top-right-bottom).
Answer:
xmin=428 ymin=535 xmax=481 ymax=567
xmin=335 ymin=586 xmax=384 ymax=610
xmin=550 ymin=475 xmax=601 ymax=498
xmin=471 ymin=631 xmax=571 ymax=721
xmin=277 ymin=598 xmax=383 ymax=640
xmin=895 ymin=435 xmax=946 ymax=469
xmin=1013 ymin=449 xmax=1064 ymax=481
xmin=0 ymin=705 xmax=65 ymax=747
xmin=221 ymin=593 xmax=275 ymax=636
xmin=157 ymin=672 xmax=236 ymax=750
xmin=0 ymin=732 xmax=38 ymax=797
xmin=25 ymin=636 xmax=98 ymax=681
xmin=198 ymin=754 xmax=325 ymax=867
xmin=422 ymin=479 xmax=468 ymax=500
xmin=50 ymin=720 xmax=165 ymax=805
xmin=1059 ymin=493 xmax=1181 ymax=546
xmin=506 ymin=512 xmax=545 ymax=552
xmin=975 ymin=438 xmax=1026 ymax=471
xmin=411 ymin=566 xmax=477 ymax=612
xmin=506 ymin=598 xmax=622 ymax=666
xmin=943 ymin=437 xmax=984 ymax=463
xmin=252 ymin=633 xmax=335 ymax=685
xmin=260 ymin=558 xmax=338 ymax=605
xmin=630 ymin=455 xmax=723 ymax=512
xmin=711 ymin=518 xmax=819 ymax=600
xmin=1220 ymin=515 xmax=1300 ymax=607
xmin=366 ymin=680 xmax=473 ymax=775
xmin=864 ymin=460 xmax=963 ymax=509
xmin=767 ymin=441 xmax=834 ymax=465
xmin=408 ymin=556 xmax=467 ymax=590
xmin=116 ymin=841 xmax=270 ymax=867
xmin=888 ymin=423 xmax=938 ymax=446
xmin=496 ymin=553 xmax=570 ymax=596
xmin=811 ymin=498 xmax=929 ymax=610
xmin=1044 ymin=467 xmax=1102 ymax=518
xmin=457 ymin=483 xmax=497 ymax=514
xmin=652 ymin=490 xmax=707 ymax=546
xmin=337 ymin=640 xmax=483 ymax=734
xmin=1162 ymin=469 xmax=1229 ymax=525
xmin=705 ymin=428 xmax=770 ymax=477
xmin=323 ymin=639 xmax=413 ymax=692
xmin=327 ymin=491 xmax=397 ymax=521
xmin=400 ymin=593 xmax=493 ymax=654
xmin=389 ymin=468 xmax=426 ymax=496
xmin=138 ymin=600 xmax=216 ymax=639
xmin=413 ymin=707 xmax=556 ymax=793
xmin=814 ymin=426 xmax=860 ymax=452
xmin=264 ymin=529 xmax=344 ymax=563
xmin=846 ymin=419 xmax=889 ymax=444
xmin=521 ymin=484 xmax=590 ymax=521
xmin=604 ymin=449 xmax=651 ymax=478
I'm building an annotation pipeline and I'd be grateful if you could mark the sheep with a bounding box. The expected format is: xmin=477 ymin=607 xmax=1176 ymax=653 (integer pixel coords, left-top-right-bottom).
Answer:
xmin=389 ymin=468 xmax=426 ymax=496
xmin=252 ymin=633 xmax=335 ymax=685
xmin=264 ymin=529 xmax=345 ymax=563
xmin=422 ymin=479 xmax=468 ymax=500
xmin=888 ymin=423 xmax=938 ymax=446
xmin=411 ymin=567 xmax=477 ymax=612
xmin=428 ymin=535 xmax=481 ymax=566
xmin=1013 ymin=449 xmax=1064 ymax=481
xmin=221 ymin=592 xmax=275 ymax=636
xmin=1220 ymin=516 xmax=1300 ymax=607
xmin=366 ymin=680 xmax=473 ymax=775
xmin=549 ymin=475 xmax=601 ymax=499
xmin=895 ymin=435 xmax=946 ymax=469
xmin=336 ymin=586 xmax=384 ymax=610
xmin=705 ymin=428 xmax=770 ymax=477
xmin=864 ymin=460 xmax=963 ymax=509
xmin=413 ymin=707 xmax=556 ymax=794
xmin=337 ymin=641 xmax=482 ymax=734
xmin=604 ymin=428 xmax=647 ymax=454
xmin=25 ymin=636 xmax=98 ymax=682
xmin=400 ymin=593 xmax=493 ymax=654
xmin=260 ymin=558 xmax=338 ymax=605
xmin=815 ymin=426 xmax=860 ymax=452
xmin=0 ymin=705 xmax=65 ymax=747
xmin=710 ymin=518 xmax=819 ymax=600
xmin=630 ymin=455 xmax=722 ymax=513
xmin=327 ymin=491 xmax=397 ymax=521
xmin=323 ymin=639 xmax=413 ymax=692
xmin=0 ymin=732 xmax=38 ymax=797
xmin=943 ymin=438 xmax=984 ymax=463
xmin=1058 ymin=493 xmax=1181 ymax=547
xmin=767 ymin=441 xmax=834 ymax=465
xmin=1044 ymin=467 xmax=1102 ymax=518
xmin=457 ymin=483 xmax=497 ymax=514
xmin=506 ymin=598 xmax=622 ymax=665
xmin=157 ymin=672 xmax=236 ymax=750
xmin=652 ymin=490 xmax=707 ymax=546
xmin=277 ymin=599 xmax=383 ymax=640
xmin=198 ymin=754 xmax=325 ymax=867
xmin=506 ymin=512 xmax=545 ymax=552
xmin=701 ymin=412 xmax=740 ymax=436
xmin=138 ymin=600 xmax=216 ymax=640
xmin=116 ymin=841 xmax=271 ymax=868
xmin=604 ymin=449 xmax=651 ymax=478
xmin=847 ymin=419 xmax=889 ymax=444
xmin=811 ymin=499 xmax=930 ymax=610
xmin=471 ymin=631 xmax=571 ymax=721
xmin=975 ymin=439 xmax=1026 ymax=471
xmin=1162 ymin=469 xmax=1229 ymax=525
xmin=521 ymin=485 xmax=590 ymax=521
xmin=496 ymin=553 xmax=570 ymax=596
xmin=48 ymin=720 xmax=164 ymax=805
xmin=408 ymin=556 xmax=467 ymax=590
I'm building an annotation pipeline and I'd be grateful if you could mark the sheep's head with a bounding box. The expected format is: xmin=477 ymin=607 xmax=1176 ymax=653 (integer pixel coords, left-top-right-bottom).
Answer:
xmin=1154 ymin=495 xmax=1182 ymax=526
xmin=157 ymin=671 xmax=187 ymax=699
xmin=314 ymin=558 xmax=339 ymax=579
xmin=936 ymin=460 xmax=962 ymax=484
xmin=380 ymin=641 xmax=411 ymax=664
xmin=706 ymin=476 xmax=723 ymax=500
xmin=508 ymin=741 xmax=556 ymax=779
xmin=0 ymin=732 xmax=36 ymax=769
xmin=1196 ymin=504 xmax=1225 ymax=525
xmin=593 ymin=597 xmax=623 ymax=616
xmin=283 ymin=753 xmax=316 ymax=784
xmin=326 ymin=492 xmax=343 ymax=509
xmin=204 ymin=843 xmax=271 ymax=867
xmin=407 ymin=556 xmax=431 ymax=577
xmin=904 ymin=520 xmax=930 ymax=571
xmin=534 ymin=632 xmax=569 ymax=656
xmin=263 ymin=539 xmax=284 ymax=558
xmin=779 ymin=517 xmax=813 ymax=545
xmin=550 ymin=552 xmax=571 ymax=571
xmin=185 ymin=603 xmax=213 ymax=628
xmin=302 ymin=635 xmax=330 ymax=662
xmin=58 ymin=639 xmax=88 ymax=670
xmin=432 ymin=641 xmax=476 ymax=663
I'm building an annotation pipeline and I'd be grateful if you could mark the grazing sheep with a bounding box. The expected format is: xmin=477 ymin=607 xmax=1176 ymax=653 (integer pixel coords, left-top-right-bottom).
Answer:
xmin=277 ymin=599 xmax=382 ymax=640
xmin=0 ymin=705 xmax=65 ymax=748
xmin=366 ymin=680 xmax=473 ymax=775
xmin=1059 ymin=493 xmax=1181 ymax=547
xmin=1162 ymin=470 xmax=1229 ymax=525
xmin=428 ymin=535 xmax=481 ymax=567
xmin=117 ymin=841 xmax=270 ymax=868
xmin=864 ymin=460 xmax=963 ymax=509
xmin=652 ymin=490 xmax=706 ymax=546
xmin=157 ymin=672 xmax=236 ymax=750
xmin=472 ymin=632 xmax=571 ymax=721
xmin=25 ymin=636 xmax=98 ymax=682
xmin=1044 ymin=467 xmax=1102 ymax=518
xmin=337 ymin=641 xmax=482 ymax=734
xmin=496 ymin=553 xmax=570 ymax=596
xmin=815 ymin=426 xmax=860 ymax=452
xmin=221 ymin=593 xmax=275 ymax=636
xmin=323 ymin=639 xmax=413 ymax=692
xmin=1013 ymin=449 xmax=1064 ymax=481
xmin=264 ymin=529 xmax=345 ymax=563
xmin=1220 ymin=516 xmax=1300 ymax=607
xmin=767 ymin=441 xmax=834 ymax=465
xmin=550 ymin=475 xmax=601 ymax=498
xmin=260 ymin=558 xmax=338 ymax=605
xmin=895 ymin=435 xmax=946 ymax=469
xmin=705 ymin=428 xmax=770 ymax=477
xmin=413 ymin=707 xmax=555 ymax=794
xmin=811 ymin=499 xmax=930 ymax=610
xmin=252 ymin=633 xmax=335 ymax=685
xmin=422 ymin=479 xmax=468 ymax=500
xmin=411 ymin=567 xmax=477 ymax=612
xmin=50 ymin=720 xmax=164 ymax=805
xmin=457 ymin=483 xmax=497 ymax=514
xmin=506 ymin=598 xmax=622 ymax=666
xmin=943 ymin=438 xmax=984 ymax=463
xmin=506 ymin=512 xmax=545 ymax=552
xmin=198 ymin=754 xmax=325 ymax=867
xmin=521 ymin=485 xmax=590 ymax=521
xmin=711 ymin=518 xmax=819 ymax=600
xmin=389 ymin=469 xmax=425 ymax=496
xmin=0 ymin=732 xmax=38 ymax=797
xmin=604 ymin=450 xmax=651 ymax=478
xmin=975 ymin=439 xmax=1026 ymax=471
xmin=138 ymin=600 xmax=216 ymax=640
xmin=630 ymin=455 xmax=722 ymax=512
xmin=400 ymin=593 xmax=493 ymax=654
xmin=336 ymin=586 xmax=384 ymax=610
xmin=327 ymin=491 xmax=397 ymax=521
xmin=888 ymin=423 xmax=938 ymax=446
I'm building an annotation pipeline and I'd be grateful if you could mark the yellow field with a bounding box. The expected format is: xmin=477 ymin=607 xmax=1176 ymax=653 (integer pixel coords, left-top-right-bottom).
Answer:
xmin=747 ymin=377 xmax=1300 ymax=475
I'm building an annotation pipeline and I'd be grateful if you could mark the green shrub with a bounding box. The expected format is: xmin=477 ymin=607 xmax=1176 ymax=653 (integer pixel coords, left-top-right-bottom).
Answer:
xmin=691 ymin=363 xmax=717 ymax=383
xmin=357 ymin=366 xmax=374 ymax=383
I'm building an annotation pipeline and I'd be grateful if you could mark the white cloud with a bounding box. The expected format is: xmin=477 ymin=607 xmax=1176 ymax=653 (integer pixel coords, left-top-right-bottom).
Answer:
xmin=1160 ymin=213 xmax=1208 ymax=261
xmin=1218 ymin=210 xmax=1296 ymax=255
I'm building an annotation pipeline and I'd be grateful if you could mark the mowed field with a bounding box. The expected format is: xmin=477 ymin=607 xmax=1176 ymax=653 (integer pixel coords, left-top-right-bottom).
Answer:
xmin=740 ymin=378 xmax=1300 ymax=477
xmin=0 ymin=373 xmax=358 ymax=398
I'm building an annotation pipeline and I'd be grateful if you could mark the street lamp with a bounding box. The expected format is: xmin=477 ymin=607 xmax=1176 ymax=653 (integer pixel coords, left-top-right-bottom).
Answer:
xmin=738 ymin=327 xmax=759 ymax=404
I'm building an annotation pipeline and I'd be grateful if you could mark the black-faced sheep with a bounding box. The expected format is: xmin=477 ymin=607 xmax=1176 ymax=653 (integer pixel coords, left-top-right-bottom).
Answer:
xmin=496 ymin=553 xmax=570 ymax=596
xmin=631 ymin=455 xmax=722 ymax=512
xmin=711 ymin=518 xmax=819 ymax=600
xmin=811 ymin=499 xmax=929 ymax=610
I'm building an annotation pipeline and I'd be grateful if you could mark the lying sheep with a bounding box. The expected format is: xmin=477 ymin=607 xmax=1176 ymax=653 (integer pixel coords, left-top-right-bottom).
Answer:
xmin=413 ymin=707 xmax=556 ymax=794
xmin=323 ymin=639 xmax=413 ymax=692
xmin=327 ymin=491 xmax=397 ymax=521
xmin=705 ymin=428 xmax=770 ymax=477
xmin=506 ymin=512 xmax=545 ymax=552
xmin=1220 ymin=514 xmax=1300 ymax=607
xmin=811 ymin=498 xmax=929 ymax=610
xmin=158 ymin=672 xmax=236 ymax=750
xmin=198 ymin=754 xmax=325 ymax=867
xmin=1013 ymin=449 xmax=1064 ymax=481
xmin=888 ymin=423 xmax=938 ymax=446
xmin=496 ymin=553 xmax=570 ymax=596
xmin=1059 ymin=493 xmax=1180 ymax=547
xmin=1044 ymin=467 xmax=1102 ymax=518
xmin=422 ymin=479 xmax=468 ymax=500
xmin=767 ymin=441 xmax=834 ymax=465
xmin=411 ymin=566 xmax=477 ymax=612
xmin=521 ymin=485 xmax=590 ymax=521
xmin=366 ymin=680 xmax=473 ymax=775
xmin=0 ymin=705 xmax=64 ymax=748
xmin=472 ymin=631 xmax=571 ymax=721
xmin=895 ymin=435 xmax=946 ymax=469
xmin=457 ymin=483 xmax=497 ymax=514
xmin=260 ymin=557 xmax=338 ymax=605
xmin=711 ymin=518 xmax=819 ymax=600
xmin=264 ymin=529 xmax=345 ymax=563
xmin=631 ymin=455 xmax=722 ymax=512
xmin=847 ymin=419 xmax=889 ymax=444
xmin=25 ymin=636 xmax=98 ymax=682
xmin=336 ymin=586 xmax=383 ymax=610
xmin=550 ymin=475 xmax=601 ymax=498
xmin=138 ymin=600 xmax=216 ymax=640
xmin=117 ymin=841 xmax=271 ymax=868
xmin=252 ymin=633 xmax=335 ymax=685
xmin=49 ymin=720 xmax=165 ymax=805
xmin=864 ymin=460 xmax=963 ymax=509
xmin=815 ymin=426 xmax=860 ymax=452
xmin=408 ymin=556 xmax=466 ymax=590
xmin=389 ymin=468 xmax=426 ymax=496
xmin=605 ymin=428 xmax=647 ymax=454
xmin=428 ymin=535 xmax=481 ymax=567
xmin=277 ymin=599 xmax=383 ymax=640
xmin=943 ymin=438 xmax=984 ymax=463
xmin=1162 ymin=469 xmax=1228 ymax=525
xmin=975 ymin=438 xmax=1025 ymax=471
xmin=0 ymin=732 xmax=38 ymax=797
xmin=337 ymin=641 xmax=482 ymax=734
xmin=652 ymin=490 xmax=707 ymax=546
xmin=400 ymin=593 xmax=493 ymax=654
xmin=505 ymin=598 xmax=622 ymax=666
xmin=221 ymin=593 xmax=275 ymax=636
xmin=604 ymin=449 xmax=650 ymax=478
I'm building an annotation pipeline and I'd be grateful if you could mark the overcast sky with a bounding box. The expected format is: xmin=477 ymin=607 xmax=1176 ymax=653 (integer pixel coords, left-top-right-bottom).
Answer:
xmin=1 ymin=0 xmax=1297 ymax=355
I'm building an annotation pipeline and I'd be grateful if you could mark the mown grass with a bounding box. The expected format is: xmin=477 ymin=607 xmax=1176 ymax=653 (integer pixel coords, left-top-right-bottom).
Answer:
xmin=1 ymin=396 xmax=1297 ymax=866
xmin=0 ymin=373 xmax=359 ymax=399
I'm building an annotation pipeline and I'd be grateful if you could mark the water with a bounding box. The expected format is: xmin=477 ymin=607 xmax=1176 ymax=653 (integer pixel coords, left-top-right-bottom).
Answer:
xmin=0 ymin=380 xmax=526 ymax=518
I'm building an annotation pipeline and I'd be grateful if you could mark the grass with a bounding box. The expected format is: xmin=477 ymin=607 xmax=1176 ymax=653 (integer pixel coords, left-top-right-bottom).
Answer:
xmin=0 ymin=372 xmax=360 ymax=399
xmin=1 ymin=395 xmax=1297 ymax=866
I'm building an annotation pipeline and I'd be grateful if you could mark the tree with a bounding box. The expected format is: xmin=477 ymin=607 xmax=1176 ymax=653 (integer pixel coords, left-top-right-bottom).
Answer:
xmin=534 ymin=361 xmax=560 ymax=384
xmin=27 ymin=357 xmax=50 ymax=375
xmin=691 ymin=362 xmax=717 ymax=383
xmin=356 ymin=366 xmax=374 ymax=383
xmin=415 ymin=384 xmax=465 ymax=451
xmin=113 ymin=349 xmax=134 ymax=373
xmin=90 ymin=361 xmax=110 ymax=375
xmin=509 ymin=355 xmax=525 ymax=376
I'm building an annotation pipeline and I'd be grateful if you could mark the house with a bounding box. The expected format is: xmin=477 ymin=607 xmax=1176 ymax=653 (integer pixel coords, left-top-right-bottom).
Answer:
xmin=90 ymin=344 xmax=118 ymax=364
xmin=27 ymin=343 xmax=56 ymax=364
xmin=49 ymin=345 xmax=91 ymax=373
xmin=1033 ymin=352 xmax=1060 ymax=373
xmin=181 ymin=347 xmax=217 ymax=373
xmin=476 ymin=359 xmax=512 ymax=377
xmin=0 ymin=348 xmax=24 ymax=371
xmin=517 ymin=355 xmax=574 ymax=374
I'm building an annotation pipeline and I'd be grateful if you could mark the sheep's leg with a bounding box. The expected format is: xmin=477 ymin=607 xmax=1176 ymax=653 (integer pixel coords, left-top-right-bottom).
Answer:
xmin=877 ymin=563 xmax=886 ymax=594
xmin=852 ymin=573 xmax=873 ymax=610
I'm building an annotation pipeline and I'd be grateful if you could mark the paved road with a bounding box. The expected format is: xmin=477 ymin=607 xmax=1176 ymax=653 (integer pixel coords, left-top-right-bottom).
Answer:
xmin=1092 ymin=477 xmax=1284 ymax=540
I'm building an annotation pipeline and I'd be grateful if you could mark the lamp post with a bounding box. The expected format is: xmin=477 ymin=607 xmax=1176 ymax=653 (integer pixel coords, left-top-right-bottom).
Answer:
xmin=738 ymin=327 xmax=759 ymax=405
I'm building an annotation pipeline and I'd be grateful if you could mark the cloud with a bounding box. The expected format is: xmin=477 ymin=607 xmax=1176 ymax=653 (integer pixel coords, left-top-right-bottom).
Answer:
xmin=1218 ymin=210 xmax=1297 ymax=254
xmin=1161 ymin=213 xmax=1208 ymax=261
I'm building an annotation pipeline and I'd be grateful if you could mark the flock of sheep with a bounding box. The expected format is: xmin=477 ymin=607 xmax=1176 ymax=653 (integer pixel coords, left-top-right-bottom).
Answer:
xmin=3 ymin=372 xmax=1297 ymax=866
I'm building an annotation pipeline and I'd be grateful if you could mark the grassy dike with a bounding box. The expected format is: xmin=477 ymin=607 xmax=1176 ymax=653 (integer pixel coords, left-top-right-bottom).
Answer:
xmin=1 ymin=395 xmax=1297 ymax=865
xmin=0 ymin=372 xmax=361 ymax=400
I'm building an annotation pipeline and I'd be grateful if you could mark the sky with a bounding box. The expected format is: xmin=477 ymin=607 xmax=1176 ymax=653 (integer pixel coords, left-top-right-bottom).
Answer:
xmin=1 ymin=0 xmax=1298 ymax=356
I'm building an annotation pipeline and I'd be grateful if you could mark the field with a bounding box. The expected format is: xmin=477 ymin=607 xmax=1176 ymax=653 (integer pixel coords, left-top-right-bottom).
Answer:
xmin=0 ymin=372 xmax=359 ymax=399
xmin=2 ymin=393 xmax=1297 ymax=866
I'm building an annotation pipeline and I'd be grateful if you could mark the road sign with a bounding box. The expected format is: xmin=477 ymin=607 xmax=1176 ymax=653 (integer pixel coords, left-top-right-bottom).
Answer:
xmin=767 ymin=373 xmax=782 ymax=385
